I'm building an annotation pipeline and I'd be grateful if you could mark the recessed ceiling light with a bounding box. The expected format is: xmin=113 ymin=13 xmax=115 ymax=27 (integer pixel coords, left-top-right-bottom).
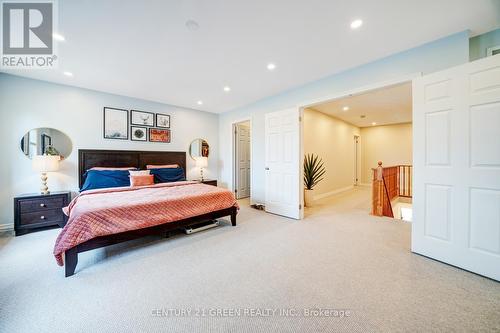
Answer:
xmin=372 ymin=122 xmax=377 ymax=126
xmin=267 ymin=63 xmax=276 ymax=71
xmin=53 ymin=33 xmax=65 ymax=41
xmin=343 ymin=106 xmax=349 ymax=111
xmin=223 ymin=86 xmax=231 ymax=92
xmin=197 ymin=100 xmax=203 ymax=105
xmin=185 ymin=20 xmax=200 ymax=31
xmin=63 ymin=71 xmax=73 ymax=77
xmin=350 ymin=19 xmax=363 ymax=29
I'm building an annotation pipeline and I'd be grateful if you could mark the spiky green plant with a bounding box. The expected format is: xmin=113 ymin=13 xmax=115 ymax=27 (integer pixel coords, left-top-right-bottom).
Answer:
xmin=304 ymin=153 xmax=326 ymax=190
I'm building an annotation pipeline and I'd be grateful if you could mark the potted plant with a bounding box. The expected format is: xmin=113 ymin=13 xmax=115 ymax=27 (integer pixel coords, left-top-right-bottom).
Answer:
xmin=303 ymin=153 xmax=326 ymax=207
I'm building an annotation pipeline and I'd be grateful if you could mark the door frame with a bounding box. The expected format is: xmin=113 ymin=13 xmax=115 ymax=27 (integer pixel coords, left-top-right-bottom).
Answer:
xmin=232 ymin=118 xmax=253 ymax=202
xmin=354 ymin=135 xmax=360 ymax=186
xmin=296 ymin=72 xmax=421 ymax=212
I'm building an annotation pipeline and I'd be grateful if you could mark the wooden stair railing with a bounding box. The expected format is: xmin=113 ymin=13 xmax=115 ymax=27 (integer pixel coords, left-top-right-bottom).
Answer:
xmin=371 ymin=162 xmax=412 ymax=218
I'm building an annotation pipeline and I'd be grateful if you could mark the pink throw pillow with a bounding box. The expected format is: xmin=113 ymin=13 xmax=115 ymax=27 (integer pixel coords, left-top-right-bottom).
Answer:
xmin=130 ymin=175 xmax=154 ymax=187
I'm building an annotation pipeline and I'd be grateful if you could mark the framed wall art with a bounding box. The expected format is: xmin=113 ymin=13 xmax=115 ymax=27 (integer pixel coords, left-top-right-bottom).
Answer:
xmin=156 ymin=113 xmax=170 ymax=128
xmin=149 ymin=128 xmax=170 ymax=143
xmin=104 ymin=107 xmax=129 ymax=140
xmin=131 ymin=109 xmax=154 ymax=126
xmin=131 ymin=126 xmax=147 ymax=141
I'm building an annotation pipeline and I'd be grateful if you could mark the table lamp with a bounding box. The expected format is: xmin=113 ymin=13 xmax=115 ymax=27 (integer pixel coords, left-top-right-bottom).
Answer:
xmin=32 ymin=155 xmax=60 ymax=195
xmin=195 ymin=156 xmax=208 ymax=181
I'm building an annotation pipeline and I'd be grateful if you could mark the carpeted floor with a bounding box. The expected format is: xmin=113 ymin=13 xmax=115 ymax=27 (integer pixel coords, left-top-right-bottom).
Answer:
xmin=1 ymin=187 xmax=499 ymax=332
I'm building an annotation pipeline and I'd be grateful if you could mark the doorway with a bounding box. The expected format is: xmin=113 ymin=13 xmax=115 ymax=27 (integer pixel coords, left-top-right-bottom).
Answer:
xmin=354 ymin=135 xmax=360 ymax=186
xmin=233 ymin=120 xmax=251 ymax=199
xmin=302 ymin=81 xmax=413 ymax=220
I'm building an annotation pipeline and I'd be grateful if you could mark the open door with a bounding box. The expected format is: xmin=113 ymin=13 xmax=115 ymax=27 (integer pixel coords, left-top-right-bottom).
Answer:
xmin=412 ymin=54 xmax=500 ymax=281
xmin=265 ymin=108 xmax=301 ymax=219
xmin=234 ymin=122 xmax=251 ymax=199
xmin=354 ymin=135 xmax=360 ymax=185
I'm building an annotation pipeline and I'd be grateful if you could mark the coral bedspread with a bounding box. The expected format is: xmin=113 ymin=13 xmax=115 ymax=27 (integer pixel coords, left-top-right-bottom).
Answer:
xmin=53 ymin=181 xmax=238 ymax=266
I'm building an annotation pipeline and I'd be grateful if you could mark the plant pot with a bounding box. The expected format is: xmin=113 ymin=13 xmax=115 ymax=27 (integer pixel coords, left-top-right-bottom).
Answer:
xmin=304 ymin=189 xmax=314 ymax=207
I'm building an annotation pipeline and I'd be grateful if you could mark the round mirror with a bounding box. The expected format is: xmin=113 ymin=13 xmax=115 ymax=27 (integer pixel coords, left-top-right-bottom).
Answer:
xmin=20 ymin=128 xmax=73 ymax=159
xmin=189 ymin=138 xmax=209 ymax=159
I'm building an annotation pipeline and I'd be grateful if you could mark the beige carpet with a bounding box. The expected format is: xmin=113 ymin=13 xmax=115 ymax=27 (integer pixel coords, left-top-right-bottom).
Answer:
xmin=1 ymin=187 xmax=499 ymax=332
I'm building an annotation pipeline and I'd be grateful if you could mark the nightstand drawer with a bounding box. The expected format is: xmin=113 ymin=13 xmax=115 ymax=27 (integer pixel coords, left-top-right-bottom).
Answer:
xmin=20 ymin=196 xmax=65 ymax=213
xmin=20 ymin=209 xmax=64 ymax=227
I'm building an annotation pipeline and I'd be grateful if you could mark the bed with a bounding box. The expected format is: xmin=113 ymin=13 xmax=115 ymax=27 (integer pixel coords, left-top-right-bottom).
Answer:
xmin=55 ymin=149 xmax=238 ymax=277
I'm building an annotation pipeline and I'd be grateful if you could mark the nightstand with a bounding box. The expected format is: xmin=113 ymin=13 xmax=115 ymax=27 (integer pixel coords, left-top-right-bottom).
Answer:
xmin=14 ymin=191 xmax=71 ymax=236
xmin=198 ymin=179 xmax=217 ymax=186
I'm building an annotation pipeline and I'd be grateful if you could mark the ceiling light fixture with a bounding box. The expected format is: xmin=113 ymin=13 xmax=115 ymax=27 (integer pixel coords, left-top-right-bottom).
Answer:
xmin=185 ymin=20 xmax=200 ymax=31
xmin=350 ymin=19 xmax=363 ymax=29
xmin=197 ymin=100 xmax=203 ymax=105
xmin=53 ymin=33 xmax=65 ymax=41
xmin=342 ymin=106 xmax=349 ymax=111
xmin=267 ymin=63 xmax=276 ymax=71
xmin=223 ymin=86 xmax=231 ymax=92
xmin=372 ymin=122 xmax=377 ymax=126
xmin=63 ymin=71 xmax=73 ymax=77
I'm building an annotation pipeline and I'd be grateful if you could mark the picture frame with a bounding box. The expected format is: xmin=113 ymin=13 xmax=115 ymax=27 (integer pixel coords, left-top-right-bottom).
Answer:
xmin=149 ymin=128 xmax=171 ymax=143
xmin=41 ymin=133 xmax=52 ymax=154
xmin=131 ymin=126 xmax=147 ymax=141
xmin=131 ymin=110 xmax=155 ymax=126
xmin=156 ymin=113 xmax=170 ymax=128
xmin=104 ymin=107 xmax=129 ymax=140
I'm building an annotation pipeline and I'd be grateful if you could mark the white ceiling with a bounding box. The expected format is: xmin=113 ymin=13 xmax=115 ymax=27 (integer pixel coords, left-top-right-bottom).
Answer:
xmin=311 ymin=82 xmax=412 ymax=127
xmin=2 ymin=0 xmax=499 ymax=113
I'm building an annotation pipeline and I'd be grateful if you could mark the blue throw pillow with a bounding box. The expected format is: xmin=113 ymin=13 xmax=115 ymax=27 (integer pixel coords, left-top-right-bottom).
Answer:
xmin=80 ymin=170 xmax=132 ymax=192
xmin=150 ymin=167 xmax=185 ymax=183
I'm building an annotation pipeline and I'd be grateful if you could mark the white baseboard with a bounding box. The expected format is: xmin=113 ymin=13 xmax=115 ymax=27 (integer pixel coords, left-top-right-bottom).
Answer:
xmin=0 ymin=223 xmax=14 ymax=232
xmin=314 ymin=185 xmax=354 ymax=200
xmin=357 ymin=183 xmax=372 ymax=187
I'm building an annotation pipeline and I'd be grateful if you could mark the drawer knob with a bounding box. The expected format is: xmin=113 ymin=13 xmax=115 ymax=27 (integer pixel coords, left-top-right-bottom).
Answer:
xmin=40 ymin=216 xmax=46 ymax=220
xmin=40 ymin=203 xmax=46 ymax=207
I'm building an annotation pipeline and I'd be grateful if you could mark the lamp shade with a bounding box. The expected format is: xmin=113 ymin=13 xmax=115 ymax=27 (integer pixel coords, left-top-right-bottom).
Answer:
xmin=32 ymin=155 xmax=60 ymax=172
xmin=195 ymin=156 xmax=208 ymax=168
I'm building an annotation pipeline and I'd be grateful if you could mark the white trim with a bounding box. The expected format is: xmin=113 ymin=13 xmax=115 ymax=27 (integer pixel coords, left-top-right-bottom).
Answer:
xmin=299 ymin=107 xmax=304 ymax=218
xmin=297 ymin=72 xmax=422 ymax=110
xmin=298 ymin=72 xmax=421 ymax=218
xmin=313 ymin=185 xmax=354 ymax=200
xmin=0 ymin=223 xmax=14 ymax=232
xmin=357 ymin=182 xmax=372 ymax=188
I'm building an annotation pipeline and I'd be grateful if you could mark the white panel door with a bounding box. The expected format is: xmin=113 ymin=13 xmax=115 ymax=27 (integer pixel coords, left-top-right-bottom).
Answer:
xmin=413 ymin=54 xmax=500 ymax=281
xmin=265 ymin=108 xmax=301 ymax=219
xmin=236 ymin=123 xmax=251 ymax=199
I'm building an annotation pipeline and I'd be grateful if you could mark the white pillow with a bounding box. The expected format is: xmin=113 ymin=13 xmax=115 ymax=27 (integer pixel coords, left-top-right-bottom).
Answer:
xmin=129 ymin=170 xmax=151 ymax=176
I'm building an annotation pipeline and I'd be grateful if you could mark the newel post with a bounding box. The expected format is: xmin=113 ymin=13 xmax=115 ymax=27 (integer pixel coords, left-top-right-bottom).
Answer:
xmin=376 ymin=161 xmax=383 ymax=181
xmin=371 ymin=161 xmax=384 ymax=216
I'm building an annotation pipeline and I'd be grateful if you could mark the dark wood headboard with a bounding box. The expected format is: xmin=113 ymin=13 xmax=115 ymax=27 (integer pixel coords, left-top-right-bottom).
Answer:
xmin=78 ymin=149 xmax=186 ymax=188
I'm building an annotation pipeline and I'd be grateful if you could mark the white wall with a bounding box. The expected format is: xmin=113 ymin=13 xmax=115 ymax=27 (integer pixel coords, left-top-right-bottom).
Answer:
xmin=469 ymin=28 xmax=500 ymax=61
xmin=304 ymin=109 xmax=360 ymax=198
xmin=0 ymin=74 xmax=219 ymax=228
xmin=360 ymin=123 xmax=413 ymax=184
xmin=218 ymin=31 xmax=470 ymax=205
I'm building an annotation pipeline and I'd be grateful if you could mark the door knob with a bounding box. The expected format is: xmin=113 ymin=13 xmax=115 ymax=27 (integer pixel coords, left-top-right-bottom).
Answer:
xmin=265 ymin=167 xmax=269 ymax=170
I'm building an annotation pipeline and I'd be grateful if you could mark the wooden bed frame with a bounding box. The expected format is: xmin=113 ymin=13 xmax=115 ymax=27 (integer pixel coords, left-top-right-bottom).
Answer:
xmin=64 ymin=149 xmax=237 ymax=277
